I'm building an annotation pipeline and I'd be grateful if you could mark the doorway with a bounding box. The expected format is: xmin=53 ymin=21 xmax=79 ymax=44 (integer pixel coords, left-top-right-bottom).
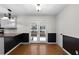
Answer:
xmin=29 ymin=21 xmax=48 ymax=43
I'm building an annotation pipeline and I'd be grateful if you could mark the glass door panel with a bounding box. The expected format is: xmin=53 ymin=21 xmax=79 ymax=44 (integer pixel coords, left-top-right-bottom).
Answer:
xmin=40 ymin=25 xmax=47 ymax=42
xmin=31 ymin=31 xmax=38 ymax=42
xmin=30 ymin=23 xmax=38 ymax=43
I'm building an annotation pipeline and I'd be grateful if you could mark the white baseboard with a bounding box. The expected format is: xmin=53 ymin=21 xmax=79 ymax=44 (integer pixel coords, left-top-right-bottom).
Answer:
xmin=62 ymin=48 xmax=71 ymax=55
xmin=21 ymin=42 xmax=56 ymax=44
xmin=5 ymin=42 xmax=21 ymax=55
xmin=48 ymin=42 xmax=57 ymax=44
xmin=21 ymin=42 xmax=29 ymax=44
xmin=57 ymin=44 xmax=72 ymax=55
xmin=57 ymin=44 xmax=71 ymax=55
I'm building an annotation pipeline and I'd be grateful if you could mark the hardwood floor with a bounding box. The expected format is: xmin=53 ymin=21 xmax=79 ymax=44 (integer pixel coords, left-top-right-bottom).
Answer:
xmin=9 ymin=44 xmax=67 ymax=55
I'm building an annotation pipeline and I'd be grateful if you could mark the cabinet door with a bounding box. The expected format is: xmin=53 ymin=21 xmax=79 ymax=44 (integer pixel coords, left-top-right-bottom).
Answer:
xmin=4 ymin=36 xmax=15 ymax=54
xmin=4 ymin=37 xmax=12 ymax=54
xmin=48 ymin=33 xmax=56 ymax=42
xmin=4 ymin=36 xmax=21 ymax=54
xmin=22 ymin=33 xmax=29 ymax=42
xmin=1 ymin=19 xmax=16 ymax=28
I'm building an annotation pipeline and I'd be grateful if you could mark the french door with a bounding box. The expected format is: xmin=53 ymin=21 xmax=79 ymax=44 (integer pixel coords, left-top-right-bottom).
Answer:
xmin=29 ymin=21 xmax=47 ymax=43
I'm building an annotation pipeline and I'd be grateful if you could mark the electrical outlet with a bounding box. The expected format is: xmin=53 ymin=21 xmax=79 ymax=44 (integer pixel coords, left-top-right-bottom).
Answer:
xmin=75 ymin=50 xmax=78 ymax=55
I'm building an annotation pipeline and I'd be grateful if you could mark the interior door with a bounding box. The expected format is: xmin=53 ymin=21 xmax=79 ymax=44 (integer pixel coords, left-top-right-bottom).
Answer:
xmin=29 ymin=21 xmax=47 ymax=43
xmin=39 ymin=22 xmax=47 ymax=43
xmin=30 ymin=23 xmax=38 ymax=43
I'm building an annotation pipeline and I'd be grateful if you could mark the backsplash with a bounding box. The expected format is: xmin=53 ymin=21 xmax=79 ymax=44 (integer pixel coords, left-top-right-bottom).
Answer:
xmin=4 ymin=29 xmax=17 ymax=33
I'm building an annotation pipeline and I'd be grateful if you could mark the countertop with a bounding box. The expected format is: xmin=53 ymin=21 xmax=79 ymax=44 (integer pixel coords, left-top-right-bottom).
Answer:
xmin=0 ymin=32 xmax=28 ymax=37
xmin=0 ymin=33 xmax=20 ymax=37
xmin=4 ymin=33 xmax=19 ymax=36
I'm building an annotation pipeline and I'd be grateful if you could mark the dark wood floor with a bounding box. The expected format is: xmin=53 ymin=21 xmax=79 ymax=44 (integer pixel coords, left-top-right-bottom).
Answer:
xmin=9 ymin=44 xmax=67 ymax=55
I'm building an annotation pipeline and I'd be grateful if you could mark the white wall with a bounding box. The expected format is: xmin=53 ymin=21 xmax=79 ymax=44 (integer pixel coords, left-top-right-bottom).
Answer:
xmin=17 ymin=16 xmax=56 ymax=33
xmin=56 ymin=5 xmax=79 ymax=47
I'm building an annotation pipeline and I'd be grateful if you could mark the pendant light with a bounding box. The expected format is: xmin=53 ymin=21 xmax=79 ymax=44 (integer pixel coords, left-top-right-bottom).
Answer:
xmin=35 ymin=4 xmax=41 ymax=12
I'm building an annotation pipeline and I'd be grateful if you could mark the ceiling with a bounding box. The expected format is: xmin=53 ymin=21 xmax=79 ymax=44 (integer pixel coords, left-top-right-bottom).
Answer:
xmin=0 ymin=4 xmax=67 ymax=16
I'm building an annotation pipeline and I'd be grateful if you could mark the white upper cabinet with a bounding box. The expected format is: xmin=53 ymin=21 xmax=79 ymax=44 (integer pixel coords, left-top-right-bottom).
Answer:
xmin=0 ymin=17 xmax=16 ymax=28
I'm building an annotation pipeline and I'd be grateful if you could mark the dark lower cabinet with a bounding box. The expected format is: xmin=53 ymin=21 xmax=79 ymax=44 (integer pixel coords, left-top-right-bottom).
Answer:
xmin=15 ymin=33 xmax=29 ymax=42
xmin=4 ymin=36 xmax=21 ymax=54
xmin=63 ymin=35 xmax=79 ymax=55
xmin=4 ymin=36 xmax=14 ymax=54
xmin=20 ymin=33 xmax=29 ymax=42
xmin=4 ymin=33 xmax=29 ymax=54
xmin=48 ymin=33 xmax=56 ymax=42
